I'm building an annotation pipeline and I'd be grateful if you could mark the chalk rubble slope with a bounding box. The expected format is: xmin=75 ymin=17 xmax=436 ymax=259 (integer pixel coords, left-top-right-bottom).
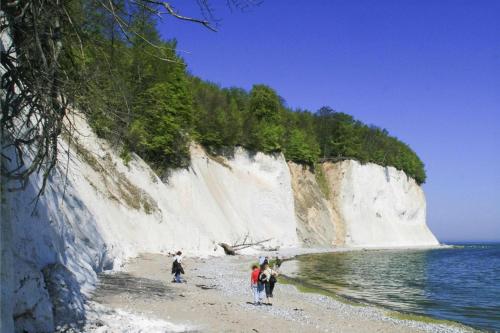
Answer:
xmin=287 ymin=163 xmax=338 ymax=247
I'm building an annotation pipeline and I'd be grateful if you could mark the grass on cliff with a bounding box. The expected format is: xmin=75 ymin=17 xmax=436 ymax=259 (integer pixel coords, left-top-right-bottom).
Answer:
xmin=314 ymin=164 xmax=331 ymax=199
xmin=68 ymin=136 xmax=158 ymax=214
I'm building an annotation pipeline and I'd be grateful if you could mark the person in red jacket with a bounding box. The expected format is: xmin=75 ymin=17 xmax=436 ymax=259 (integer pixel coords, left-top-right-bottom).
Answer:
xmin=250 ymin=264 xmax=261 ymax=305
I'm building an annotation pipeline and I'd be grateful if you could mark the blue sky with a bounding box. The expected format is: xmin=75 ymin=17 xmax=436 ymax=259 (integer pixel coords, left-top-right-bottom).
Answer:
xmin=159 ymin=0 xmax=500 ymax=242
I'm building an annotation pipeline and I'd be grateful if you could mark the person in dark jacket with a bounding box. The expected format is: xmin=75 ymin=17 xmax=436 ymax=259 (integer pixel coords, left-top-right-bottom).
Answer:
xmin=171 ymin=251 xmax=185 ymax=283
xmin=260 ymin=263 xmax=278 ymax=305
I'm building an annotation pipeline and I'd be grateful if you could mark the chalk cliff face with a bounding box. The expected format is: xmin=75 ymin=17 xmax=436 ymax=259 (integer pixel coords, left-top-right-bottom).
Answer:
xmin=64 ymin=117 xmax=300 ymax=259
xmin=2 ymin=114 xmax=300 ymax=331
xmin=288 ymin=161 xmax=438 ymax=248
xmin=1 ymin=114 xmax=438 ymax=331
xmin=322 ymin=161 xmax=438 ymax=247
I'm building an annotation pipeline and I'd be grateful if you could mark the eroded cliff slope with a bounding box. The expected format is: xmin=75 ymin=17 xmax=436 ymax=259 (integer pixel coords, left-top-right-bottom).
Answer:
xmin=287 ymin=163 xmax=339 ymax=247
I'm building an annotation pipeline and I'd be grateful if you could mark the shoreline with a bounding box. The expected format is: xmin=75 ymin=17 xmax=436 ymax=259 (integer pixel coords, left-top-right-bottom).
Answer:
xmin=276 ymin=245 xmax=476 ymax=331
xmin=277 ymin=274 xmax=472 ymax=331
xmin=243 ymin=243 xmax=453 ymax=259
xmin=81 ymin=251 xmax=474 ymax=333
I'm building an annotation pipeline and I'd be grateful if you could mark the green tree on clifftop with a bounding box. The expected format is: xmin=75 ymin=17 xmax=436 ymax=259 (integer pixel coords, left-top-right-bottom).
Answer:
xmin=246 ymin=85 xmax=285 ymax=153
xmin=129 ymin=75 xmax=193 ymax=170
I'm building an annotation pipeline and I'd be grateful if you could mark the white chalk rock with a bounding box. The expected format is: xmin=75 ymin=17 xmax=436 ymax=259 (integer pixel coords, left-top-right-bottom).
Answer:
xmin=322 ymin=160 xmax=439 ymax=247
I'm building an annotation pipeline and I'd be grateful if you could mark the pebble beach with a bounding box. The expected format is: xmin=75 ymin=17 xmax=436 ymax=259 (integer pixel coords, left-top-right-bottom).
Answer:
xmin=83 ymin=253 xmax=474 ymax=333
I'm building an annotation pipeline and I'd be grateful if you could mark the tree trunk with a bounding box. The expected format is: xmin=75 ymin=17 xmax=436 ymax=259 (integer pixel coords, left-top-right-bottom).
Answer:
xmin=218 ymin=243 xmax=236 ymax=255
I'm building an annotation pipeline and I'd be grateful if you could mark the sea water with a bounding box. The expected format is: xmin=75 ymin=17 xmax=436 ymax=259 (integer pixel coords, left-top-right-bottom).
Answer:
xmin=292 ymin=244 xmax=500 ymax=332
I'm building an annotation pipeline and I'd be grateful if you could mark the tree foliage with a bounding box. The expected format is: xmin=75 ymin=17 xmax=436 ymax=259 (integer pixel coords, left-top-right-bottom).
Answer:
xmin=246 ymin=85 xmax=284 ymax=153
xmin=188 ymin=81 xmax=427 ymax=183
xmin=1 ymin=0 xmax=426 ymax=186
xmin=129 ymin=79 xmax=192 ymax=170
xmin=0 ymin=0 xmax=232 ymax=190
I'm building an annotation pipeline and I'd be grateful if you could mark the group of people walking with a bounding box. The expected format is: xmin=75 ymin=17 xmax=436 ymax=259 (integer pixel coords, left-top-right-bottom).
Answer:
xmin=171 ymin=251 xmax=280 ymax=306
xmin=250 ymin=256 xmax=279 ymax=305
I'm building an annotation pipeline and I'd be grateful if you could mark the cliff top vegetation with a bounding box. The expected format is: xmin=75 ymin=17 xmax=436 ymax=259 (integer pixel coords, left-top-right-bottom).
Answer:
xmin=1 ymin=1 xmax=426 ymax=185
xmin=78 ymin=7 xmax=426 ymax=184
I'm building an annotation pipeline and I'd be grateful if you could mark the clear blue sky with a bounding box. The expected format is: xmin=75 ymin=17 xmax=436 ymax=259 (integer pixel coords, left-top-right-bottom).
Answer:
xmin=159 ymin=0 xmax=500 ymax=242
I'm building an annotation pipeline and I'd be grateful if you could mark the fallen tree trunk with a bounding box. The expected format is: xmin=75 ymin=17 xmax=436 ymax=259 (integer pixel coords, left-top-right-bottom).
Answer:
xmin=218 ymin=238 xmax=273 ymax=255
xmin=232 ymin=238 xmax=273 ymax=250
xmin=218 ymin=243 xmax=236 ymax=255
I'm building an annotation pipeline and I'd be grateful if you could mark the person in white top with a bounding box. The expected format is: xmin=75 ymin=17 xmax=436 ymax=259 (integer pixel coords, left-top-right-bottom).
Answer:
xmin=172 ymin=251 xmax=184 ymax=283
xmin=174 ymin=252 xmax=182 ymax=264
xmin=260 ymin=263 xmax=278 ymax=305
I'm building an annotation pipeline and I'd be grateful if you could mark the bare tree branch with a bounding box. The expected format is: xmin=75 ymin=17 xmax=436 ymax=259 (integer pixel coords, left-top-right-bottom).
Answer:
xmin=1 ymin=0 xmax=261 ymax=199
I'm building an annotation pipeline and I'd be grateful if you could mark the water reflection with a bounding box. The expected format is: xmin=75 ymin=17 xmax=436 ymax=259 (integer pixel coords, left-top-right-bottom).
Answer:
xmin=296 ymin=250 xmax=429 ymax=312
xmin=293 ymin=245 xmax=500 ymax=331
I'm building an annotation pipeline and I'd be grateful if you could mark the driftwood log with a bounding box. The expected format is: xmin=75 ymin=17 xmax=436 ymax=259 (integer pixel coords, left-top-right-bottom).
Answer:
xmin=218 ymin=237 xmax=273 ymax=255
xmin=218 ymin=243 xmax=236 ymax=255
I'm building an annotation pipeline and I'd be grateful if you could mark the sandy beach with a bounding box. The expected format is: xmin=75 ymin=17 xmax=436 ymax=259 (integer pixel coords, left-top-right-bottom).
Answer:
xmin=81 ymin=253 xmax=473 ymax=333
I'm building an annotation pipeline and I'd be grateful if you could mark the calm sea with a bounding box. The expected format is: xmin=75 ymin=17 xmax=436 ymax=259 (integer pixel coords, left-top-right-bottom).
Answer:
xmin=291 ymin=244 xmax=500 ymax=332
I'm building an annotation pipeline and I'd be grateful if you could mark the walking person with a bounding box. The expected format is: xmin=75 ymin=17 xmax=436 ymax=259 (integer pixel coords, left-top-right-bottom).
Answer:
xmin=171 ymin=251 xmax=185 ymax=283
xmin=268 ymin=265 xmax=279 ymax=301
xmin=257 ymin=263 xmax=267 ymax=304
xmin=260 ymin=263 xmax=277 ymax=305
xmin=250 ymin=264 xmax=261 ymax=305
xmin=258 ymin=255 xmax=265 ymax=266
xmin=258 ymin=255 xmax=269 ymax=266
xmin=274 ymin=255 xmax=282 ymax=268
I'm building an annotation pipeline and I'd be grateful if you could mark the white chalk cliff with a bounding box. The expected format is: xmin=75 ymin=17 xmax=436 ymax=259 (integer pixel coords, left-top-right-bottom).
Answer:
xmin=289 ymin=161 xmax=438 ymax=248
xmin=323 ymin=161 xmax=438 ymax=247
xmin=1 ymin=114 xmax=301 ymax=332
xmin=1 ymin=112 xmax=439 ymax=331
